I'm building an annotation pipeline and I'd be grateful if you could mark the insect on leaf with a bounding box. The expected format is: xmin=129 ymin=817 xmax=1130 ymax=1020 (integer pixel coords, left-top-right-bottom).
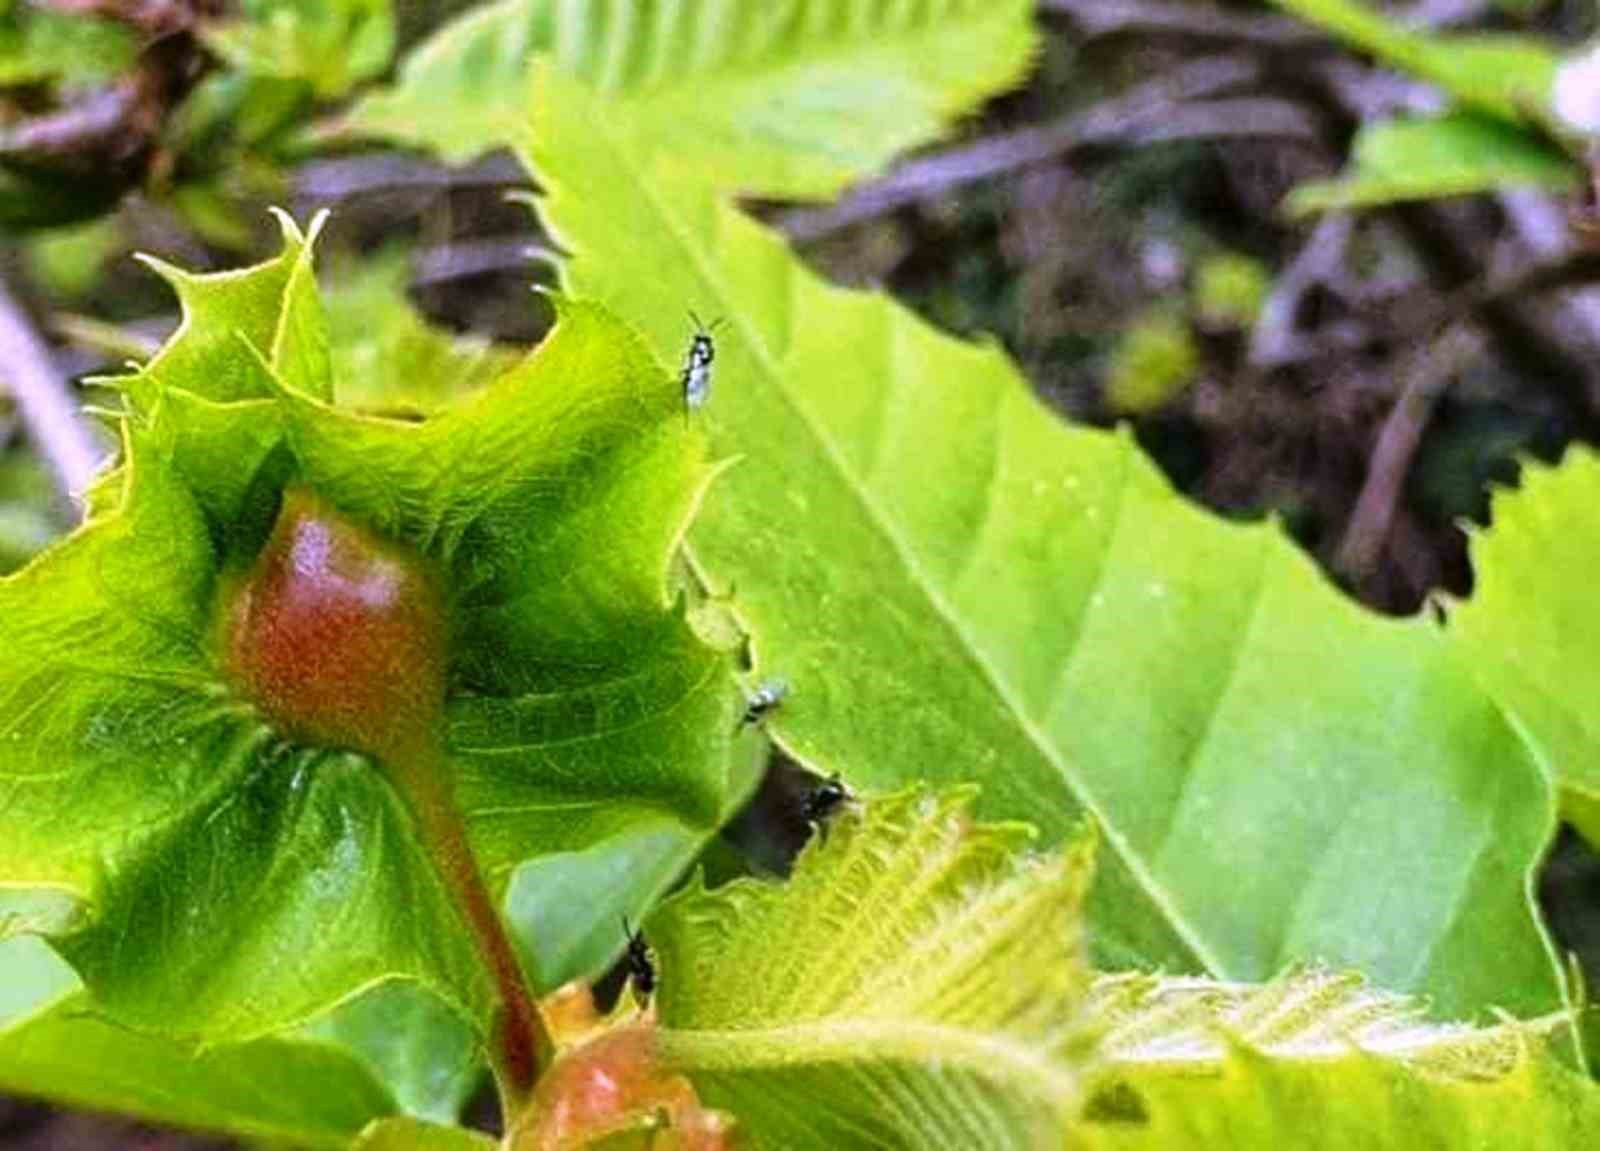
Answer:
xmin=518 ymin=64 xmax=1574 ymax=1032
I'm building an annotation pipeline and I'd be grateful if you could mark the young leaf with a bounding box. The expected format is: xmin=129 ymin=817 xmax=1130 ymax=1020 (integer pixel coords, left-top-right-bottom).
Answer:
xmin=648 ymin=788 xmax=1092 ymax=1150
xmin=1266 ymin=0 xmax=1561 ymax=125
xmin=202 ymin=0 xmax=395 ymax=99
xmin=0 ymin=5 xmax=135 ymax=86
xmin=0 ymin=212 xmax=752 ymax=1103
xmin=1450 ymin=447 xmax=1600 ymax=845
xmin=520 ymin=65 xmax=1572 ymax=1024
xmin=1288 ymin=114 xmax=1578 ymax=215
xmin=0 ymin=936 xmax=401 ymax=1149
xmin=1076 ymin=970 xmax=1600 ymax=1147
xmin=345 ymin=0 xmax=1037 ymax=199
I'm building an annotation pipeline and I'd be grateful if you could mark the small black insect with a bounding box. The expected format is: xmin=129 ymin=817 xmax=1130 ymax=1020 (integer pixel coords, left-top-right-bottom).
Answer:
xmin=739 ymin=677 xmax=789 ymax=728
xmin=801 ymin=772 xmax=854 ymax=842
xmin=681 ymin=311 xmax=721 ymax=413
xmin=621 ymin=917 xmax=656 ymax=999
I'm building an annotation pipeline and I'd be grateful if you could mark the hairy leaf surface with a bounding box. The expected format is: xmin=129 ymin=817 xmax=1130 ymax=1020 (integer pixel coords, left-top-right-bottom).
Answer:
xmin=346 ymin=0 xmax=1035 ymax=199
xmin=650 ymin=788 xmax=1091 ymax=1150
xmin=1077 ymin=970 xmax=1600 ymax=1148
xmin=521 ymin=65 xmax=1570 ymax=1024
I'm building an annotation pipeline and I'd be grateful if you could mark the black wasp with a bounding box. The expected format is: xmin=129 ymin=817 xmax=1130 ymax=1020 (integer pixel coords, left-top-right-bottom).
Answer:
xmin=801 ymin=772 xmax=854 ymax=842
xmin=681 ymin=312 xmax=722 ymax=413
xmin=621 ymin=917 xmax=656 ymax=1000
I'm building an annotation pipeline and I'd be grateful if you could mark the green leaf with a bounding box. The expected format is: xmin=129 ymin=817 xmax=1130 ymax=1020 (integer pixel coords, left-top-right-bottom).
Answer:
xmin=1104 ymin=308 xmax=1198 ymax=415
xmin=1266 ymin=0 xmax=1560 ymax=124
xmin=1192 ymin=252 xmax=1270 ymax=331
xmin=0 ymin=211 xmax=753 ymax=1134
xmin=1450 ymin=448 xmax=1600 ymax=844
xmin=203 ymin=0 xmax=395 ymax=98
xmin=1288 ymin=114 xmax=1578 ymax=215
xmin=257 ymin=299 xmax=766 ymax=979
xmin=298 ymin=979 xmax=485 ymax=1125
xmin=650 ymin=788 xmax=1092 ymax=1150
xmin=355 ymin=1116 xmax=496 ymax=1150
xmin=521 ymin=65 xmax=1572 ymax=1025
xmin=0 ymin=426 xmax=494 ymax=1054
xmin=0 ymin=936 xmax=399 ymax=1149
xmin=1076 ymin=970 xmax=1600 ymax=1147
xmin=346 ymin=0 xmax=1037 ymax=198
xmin=324 ymin=247 xmax=522 ymax=415
xmin=0 ymin=450 xmax=59 ymax=574
xmin=130 ymin=208 xmax=333 ymax=406
xmin=0 ymin=6 xmax=136 ymax=87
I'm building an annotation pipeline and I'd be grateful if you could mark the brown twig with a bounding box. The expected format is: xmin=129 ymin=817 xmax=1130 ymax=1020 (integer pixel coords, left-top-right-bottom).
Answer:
xmin=412 ymin=235 xmax=561 ymax=287
xmin=1041 ymin=0 xmax=1321 ymax=48
xmin=1335 ymin=326 xmax=1483 ymax=582
xmin=0 ymin=6 xmax=208 ymax=203
xmin=293 ymin=152 xmax=528 ymax=204
xmin=1249 ymin=213 xmax=1355 ymax=369
xmin=777 ymin=57 xmax=1290 ymax=240
xmin=1451 ymin=248 xmax=1600 ymax=315
xmin=37 ymin=0 xmax=197 ymax=37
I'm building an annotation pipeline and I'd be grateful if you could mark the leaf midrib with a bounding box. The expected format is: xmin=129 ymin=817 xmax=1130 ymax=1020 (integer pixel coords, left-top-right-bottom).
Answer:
xmin=657 ymin=1018 xmax=1078 ymax=1103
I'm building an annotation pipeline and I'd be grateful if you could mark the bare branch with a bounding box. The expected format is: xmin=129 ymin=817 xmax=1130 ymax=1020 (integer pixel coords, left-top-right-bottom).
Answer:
xmin=777 ymin=57 xmax=1279 ymax=241
xmin=0 ymin=277 xmax=103 ymax=503
xmin=36 ymin=0 xmax=197 ymax=37
xmin=1249 ymin=214 xmax=1355 ymax=370
xmin=294 ymin=151 xmax=527 ymax=204
xmin=1041 ymin=0 xmax=1320 ymax=48
xmin=412 ymin=236 xmax=561 ymax=287
xmin=1335 ymin=326 xmax=1482 ymax=582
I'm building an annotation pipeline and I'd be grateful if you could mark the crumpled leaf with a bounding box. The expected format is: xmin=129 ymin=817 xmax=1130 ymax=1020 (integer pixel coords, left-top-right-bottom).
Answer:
xmin=345 ymin=0 xmax=1036 ymax=199
xmin=0 ymin=212 xmax=753 ymax=1139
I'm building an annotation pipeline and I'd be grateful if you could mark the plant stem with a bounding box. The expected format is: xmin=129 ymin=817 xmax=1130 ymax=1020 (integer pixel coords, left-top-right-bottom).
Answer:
xmin=388 ymin=736 xmax=552 ymax=1111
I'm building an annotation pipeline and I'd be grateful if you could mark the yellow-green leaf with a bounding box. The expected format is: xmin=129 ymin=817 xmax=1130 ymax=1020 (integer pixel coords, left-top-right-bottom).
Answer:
xmin=651 ymin=788 xmax=1092 ymax=1150
xmin=1451 ymin=447 xmax=1600 ymax=845
xmin=1077 ymin=970 xmax=1600 ymax=1148
xmin=346 ymin=0 xmax=1036 ymax=199
xmin=520 ymin=64 xmax=1573 ymax=1030
xmin=1288 ymin=114 xmax=1578 ymax=215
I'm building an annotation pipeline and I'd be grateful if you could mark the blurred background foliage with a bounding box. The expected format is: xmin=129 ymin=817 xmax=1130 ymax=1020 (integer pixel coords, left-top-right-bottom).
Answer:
xmin=7 ymin=0 xmax=1600 ymax=1144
